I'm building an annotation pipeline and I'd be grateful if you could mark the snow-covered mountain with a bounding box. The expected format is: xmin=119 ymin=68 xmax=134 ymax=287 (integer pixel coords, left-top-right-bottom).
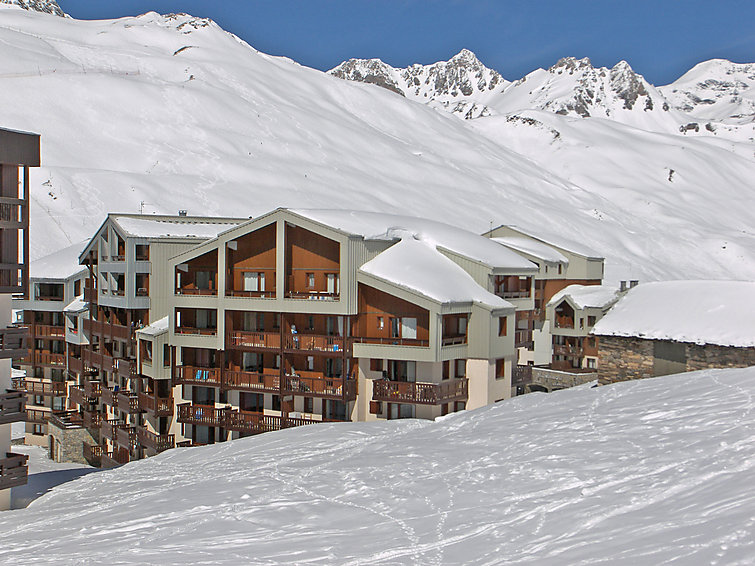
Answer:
xmin=659 ymin=59 xmax=755 ymax=124
xmin=0 ymin=0 xmax=63 ymax=17
xmin=3 ymin=367 xmax=755 ymax=564
xmin=330 ymin=49 xmax=509 ymax=119
xmin=0 ymin=8 xmax=752 ymax=282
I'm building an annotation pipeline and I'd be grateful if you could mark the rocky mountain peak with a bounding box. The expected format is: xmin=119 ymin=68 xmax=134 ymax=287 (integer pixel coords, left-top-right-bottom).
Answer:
xmin=0 ymin=0 xmax=64 ymax=16
xmin=549 ymin=56 xmax=594 ymax=74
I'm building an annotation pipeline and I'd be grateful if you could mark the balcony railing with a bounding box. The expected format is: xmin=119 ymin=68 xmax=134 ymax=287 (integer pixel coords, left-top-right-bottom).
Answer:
xmin=83 ymin=286 xmax=97 ymax=303
xmin=100 ymin=387 xmax=118 ymax=408
xmin=0 ymin=391 xmax=25 ymax=425
xmin=284 ymin=333 xmax=348 ymax=353
xmin=175 ymin=326 xmax=217 ymax=336
xmin=352 ymin=336 xmax=429 ymax=347
xmin=48 ymin=411 xmax=83 ymax=430
xmin=441 ymin=335 xmax=467 ymax=346
xmin=173 ymin=366 xmax=222 ymax=387
xmin=31 ymin=351 xmax=66 ymax=367
xmin=116 ymin=426 xmax=138 ymax=451
xmin=554 ymin=315 xmax=574 ymax=329
xmin=175 ymin=287 xmax=217 ymax=296
xmin=223 ymin=370 xmax=280 ymax=393
xmin=0 ymin=452 xmax=29 ymax=490
xmin=226 ymin=289 xmax=276 ymax=298
xmin=498 ymin=290 xmax=531 ymax=299
xmin=137 ymin=428 xmax=174 ymax=453
xmin=83 ymin=380 xmax=102 ymax=398
xmin=282 ymin=373 xmax=357 ymax=400
xmin=372 ymin=378 xmax=468 ymax=405
xmin=227 ymin=331 xmax=280 ymax=350
xmin=82 ymin=349 xmax=134 ymax=378
xmin=100 ymin=419 xmax=119 ymax=441
xmin=68 ymin=354 xmax=84 ymax=374
xmin=0 ymin=325 xmax=28 ymax=359
xmin=83 ymin=318 xmax=133 ymax=342
xmin=82 ymin=409 xmax=102 ymax=430
xmin=101 ymin=450 xmax=129 ymax=468
xmin=83 ymin=443 xmax=103 ymax=467
xmin=285 ymin=291 xmax=339 ymax=301
xmin=116 ymin=391 xmax=141 ymax=414
xmin=11 ymin=378 xmax=67 ymax=396
xmin=137 ymin=392 xmax=173 ymax=416
xmin=176 ymin=403 xmax=228 ymax=427
xmin=33 ymin=324 xmax=66 ymax=338
xmin=224 ymin=410 xmax=322 ymax=435
xmin=25 ymin=408 xmax=49 ymax=424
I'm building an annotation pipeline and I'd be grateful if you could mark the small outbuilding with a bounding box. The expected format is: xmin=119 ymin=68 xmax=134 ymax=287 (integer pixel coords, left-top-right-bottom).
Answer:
xmin=592 ymin=281 xmax=755 ymax=385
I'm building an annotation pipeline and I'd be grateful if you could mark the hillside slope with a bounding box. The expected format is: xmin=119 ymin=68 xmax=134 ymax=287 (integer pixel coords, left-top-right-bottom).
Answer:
xmin=0 ymin=8 xmax=752 ymax=281
xmin=2 ymin=367 xmax=755 ymax=564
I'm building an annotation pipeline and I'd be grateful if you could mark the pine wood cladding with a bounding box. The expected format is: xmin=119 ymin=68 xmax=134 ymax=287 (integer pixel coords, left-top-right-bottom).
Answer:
xmin=357 ymin=283 xmax=429 ymax=342
xmin=227 ymin=223 xmax=276 ymax=297
xmin=285 ymin=224 xmax=340 ymax=297
xmin=176 ymin=249 xmax=218 ymax=294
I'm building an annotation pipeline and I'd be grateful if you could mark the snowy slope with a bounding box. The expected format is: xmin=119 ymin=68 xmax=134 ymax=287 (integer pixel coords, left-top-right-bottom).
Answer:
xmin=2 ymin=367 xmax=755 ymax=564
xmin=0 ymin=9 xmax=752 ymax=282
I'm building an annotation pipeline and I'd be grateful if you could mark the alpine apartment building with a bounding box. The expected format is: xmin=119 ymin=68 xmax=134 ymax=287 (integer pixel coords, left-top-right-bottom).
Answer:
xmin=0 ymin=127 xmax=38 ymax=510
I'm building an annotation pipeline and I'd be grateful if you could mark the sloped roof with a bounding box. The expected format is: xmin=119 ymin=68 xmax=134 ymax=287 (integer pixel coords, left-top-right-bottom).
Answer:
xmin=30 ymin=240 xmax=88 ymax=280
xmin=548 ymin=284 xmax=619 ymax=309
xmin=592 ymin=281 xmax=755 ymax=347
xmin=492 ymin=236 xmax=569 ymax=264
xmin=137 ymin=316 xmax=169 ymax=337
xmin=112 ymin=215 xmax=244 ymax=239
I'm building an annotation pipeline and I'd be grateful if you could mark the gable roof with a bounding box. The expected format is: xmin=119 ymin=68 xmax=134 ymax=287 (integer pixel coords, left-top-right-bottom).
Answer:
xmin=30 ymin=240 xmax=88 ymax=280
xmin=592 ymin=281 xmax=755 ymax=348
xmin=548 ymin=284 xmax=619 ymax=310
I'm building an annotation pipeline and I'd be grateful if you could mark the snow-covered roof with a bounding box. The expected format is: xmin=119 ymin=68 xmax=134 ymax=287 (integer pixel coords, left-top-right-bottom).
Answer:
xmin=592 ymin=281 xmax=755 ymax=347
xmin=293 ymin=209 xmax=537 ymax=271
xmin=359 ymin=235 xmax=511 ymax=309
xmin=63 ymin=295 xmax=87 ymax=314
xmin=497 ymin=225 xmax=603 ymax=260
xmin=112 ymin=215 xmax=244 ymax=239
xmin=137 ymin=316 xmax=168 ymax=337
xmin=548 ymin=284 xmax=619 ymax=310
xmin=492 ymin=236 xmax=569 ymax=264
xmin=29 ymin=241 xmax=88 ymax=280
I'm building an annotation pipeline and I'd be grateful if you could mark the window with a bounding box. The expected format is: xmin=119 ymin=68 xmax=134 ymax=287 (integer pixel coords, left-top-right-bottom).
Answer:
xmin=74 ymin=279 xmax=81 ymax=296
xmin=33 ymin=424 xmax=44 ymax=436
xmin=499 ymin=316 xmax=508 ymax=336
xmin=587 ymin=315 xmax=597 ymax=327
xmin=586 ymin=358 xmax=597 ymax=369
xmin=370 ymin=359 xmax=383 ymax=372
xmin=401 ymin=317 xmax=417 ymax=339
xmin=558 ymin=264 xmax=562 ymax=275
xmin=303 ymin=397 xmax=313 ymax=414
xmin=390 ymin=317 xmax=400 ymax=338
xmin=163 ymin=344 xmax=171 ymax=367
xmin=495 ymin=359 xmax=506 ymax=380
xmin=272 ymin=395 xmax=281 ymax=411
xmin=442 ymin=360 xmax=450 ymax=380
xmin=455 ymin=359 xmax=466 ymax=378
xmin=580 ymin=318 xmax=585 ymax=330
xmin=196 ymin=271 xmax=213 ymax=290
xmin=326 ymin=273 xmax=338 ymax=294
xmin=33 ymin=395 xmax=44 ymax=407
xmin=307 ymin=316 xmax=314 ymax=331
xmin=306 ymin=273 xmax=315 ymax=288
xmin=458 ymin=317 xmax=468 ymax=335
xmin=377 ymin=316 xmax=384 ymax=330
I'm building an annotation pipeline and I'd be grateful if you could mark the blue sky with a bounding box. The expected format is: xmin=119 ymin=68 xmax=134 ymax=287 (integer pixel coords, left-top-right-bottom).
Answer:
xmin=60 ymin=1 xmax=754 ymax=85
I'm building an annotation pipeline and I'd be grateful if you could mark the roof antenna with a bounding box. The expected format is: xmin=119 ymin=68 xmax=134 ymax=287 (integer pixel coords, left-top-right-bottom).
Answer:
xmin=139 ymin=201 xmax=152 ymax=214
xmin=489 ymin=220 xmax=493 ymax=237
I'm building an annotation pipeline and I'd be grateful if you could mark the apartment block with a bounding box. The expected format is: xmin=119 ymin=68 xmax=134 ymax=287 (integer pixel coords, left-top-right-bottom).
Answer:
xmin=0 ymin=127 xmax=39 ymax=510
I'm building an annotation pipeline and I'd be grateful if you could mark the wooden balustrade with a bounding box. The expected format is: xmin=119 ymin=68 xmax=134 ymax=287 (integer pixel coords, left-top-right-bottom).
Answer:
xmin=0 ymin=453 xmax=28 ymax=490
xmin=372 ymin=378 xmax=468 ymax=405
xmin=48 ymin=411 xmax=83 ymax=430
xmin=101 ymin=450 xmax=129 ymax=468
xmin=284 ymin=333 xmax=348 ymax=353
xmin=352 ymin=336 xmax=430 ymax=347
xmin=83 ymin=286 xmax=97 ymax=303
xmin=32 ymin=351 xmax=66 ymax=367
xmin=137 ymin=428 xmax=174 ymax=453
xmin=116 ymin=426 xmax=138 ymax=451
xmin=0 ymin=391 xmax=25 ymax=424
xmin=33 ymin=324 xmax=66 ymax=338
xmin=224 ymin=410 xmax=321 ymax=434
xmin=441 ymin=335 xmax=467 ymax=346
xmin=11 ymin=378 xmax=67 ymax=396
xmin=173 ymin=366 xmax=222 ymax=387
xmin=176 ymin=403 xmax=228 ymax=427
xmin=83 ymin=380 xmax=102 ymax=398
xmin=25 ymin=408 xmax=49 ymax=424
xmin=282 ymin=373 xmax=357 ymax=400
xmin=100 ymin=387 xmax=118 ymax=408
xmin=554 ymin=315 xmax=574 ymax=329
xmin=100 ymin=419 xmax=119 ymax=441
xmin=83 ymin=443 xmax=103 ymax=467
xmin=116 ymin=391 xmax=141 ymax=413
xmin=83 ymin=318 xmax=133 ymax=342
xmin=0 ymin=325 xmax=28 ymax=359
xmin=175 ymin=287 xmax=217 ymax=296
xmin=67 ymin=355 xmax=84 ymax=374
xmin=226 ymin=289 xmax=275 ymax=298
xmin=223 ymin=370 xmax=280 ymax=393
xmin=137 ymin=392 xmax=173 ymax=416
xmin=227 ymin=331 xmax=280 ymax=350
xmin=175 ymin=326 xmax=217 ymax=336
xmin=82 ymin=409 xmax=102 ymax=430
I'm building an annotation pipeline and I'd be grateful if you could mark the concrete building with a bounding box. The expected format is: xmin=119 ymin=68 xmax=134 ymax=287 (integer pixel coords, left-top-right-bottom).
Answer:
xmin=0 ymin=127 xmax=39 ymax=510
xmin=593 ymin=281 xmax=755 ymax=385
xmin=12 ymin=242 xmax=87 ymax=446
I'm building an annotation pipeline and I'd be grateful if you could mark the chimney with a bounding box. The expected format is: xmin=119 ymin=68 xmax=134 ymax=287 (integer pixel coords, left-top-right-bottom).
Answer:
xmin=629 ymin=280 xmax=639 ymax=288
xmin=178 ymin=210 xmax=187 ymax=217
xmin=620 ymin=280 xmax=627 ymax=292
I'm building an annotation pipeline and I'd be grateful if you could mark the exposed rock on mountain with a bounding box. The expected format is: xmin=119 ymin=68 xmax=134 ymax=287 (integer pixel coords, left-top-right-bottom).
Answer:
xmin=0 ymin=0 xmax=63 ymax=16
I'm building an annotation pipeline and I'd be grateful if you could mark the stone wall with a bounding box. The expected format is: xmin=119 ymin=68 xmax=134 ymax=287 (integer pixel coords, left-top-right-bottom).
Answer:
xmin=529 ymin=367 xmax=597 ymax=392
xmin=598 ymin=336 xmax=755 ymax=385
xmin=47 ymin=422 xmax=96 ymax=465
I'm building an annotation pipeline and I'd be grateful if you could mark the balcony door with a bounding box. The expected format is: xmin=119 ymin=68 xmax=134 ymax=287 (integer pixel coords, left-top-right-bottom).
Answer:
xmin=401 ymin=317 xmax=417 ymax=339
xmin=243 ymin=272 xmax=264 ymax=292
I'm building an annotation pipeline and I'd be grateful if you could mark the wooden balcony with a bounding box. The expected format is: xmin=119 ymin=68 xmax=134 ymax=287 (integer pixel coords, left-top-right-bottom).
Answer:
xmin=0 ymin=391 xmax=25 ymax=425
xmin=498 ymin=290 xmax=531 ymax=299
xmin=48 ymin=411 xmax=83 ymax=430
xmin=227 ymin=331 xmax=280 ymax=350
xmin=176 ymin=403 xmax=228 ymax=427
xmin=137 ymin=428 xmax=174 ymax=453
xmin=101 ymin=450 xmax=129 ymax=468
xmin=82 ymin=409 xmax=102 ymax=430
xmin=173 ymin=366 xmax=222 ymax=387
xmin=83 ymin=380 xmax=102 ymax=398
xmin=224 ymin=410 xmax=321 ymax=435
xmin=175 ymin=287 xmax=217 ymax=296
xmin=100 ymin=419 xmax=119 ymax=441
xmin=554 ymin=315 xmax=574 ymax=329
xmin=372 ymin=378 xmax=468 ymax=405
xmin=223 ymin=370 xmax=280 ymax=393
xmin=175 ymin=326 xmax=217 ymax=336
xmin=226 ymin=289 xmax=275 ymax=298
xmin=82 ymin=349 xmax=134 ymax=378
xmin=31 ymin=351 xmax=66 ymax=367
xmin=285 ymin=290 xmax=339 ymax=301
xmin=137 ymin=392 xmax=173 ymax=416
xmin=116 ymin=391 xmax=142 ymax=414
xmin=352 ymin=336 xmax=429 ymax=347
xmin=25 ymin=408 xmax=49 ymax=424
xmin=100 ymin=387 xmax=118 ymax=408
xmin=0 ymin=325 xmax=28 ymax=359
xmin=441 ymin=335 xmax=467 ymax=346
xmin=67 ymin=354 xmax=84 ymax=374
xmin=0 ymin=452 xmax=28 ymax=490
xmin=83 ymin=443 xmax=103 ymax=467
xmin=83 ymin=318 xmax=133 ymax=342
xmin=33 ymin=324 xmax=66 ymax=338
xmin=83 ymin=286 xmax=97 ymax=303
xmin=284 ymin=333 xmax=348 ymax=354
xmin=11 ymin=378 xmax=67 ymax=396
xmin=116 ymin=426 xmax=138 ymax=451
xmin=553 ymin=344 xmax=582 ymax=357
xmin=282 ymin=373 xmax=357 ymax=401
